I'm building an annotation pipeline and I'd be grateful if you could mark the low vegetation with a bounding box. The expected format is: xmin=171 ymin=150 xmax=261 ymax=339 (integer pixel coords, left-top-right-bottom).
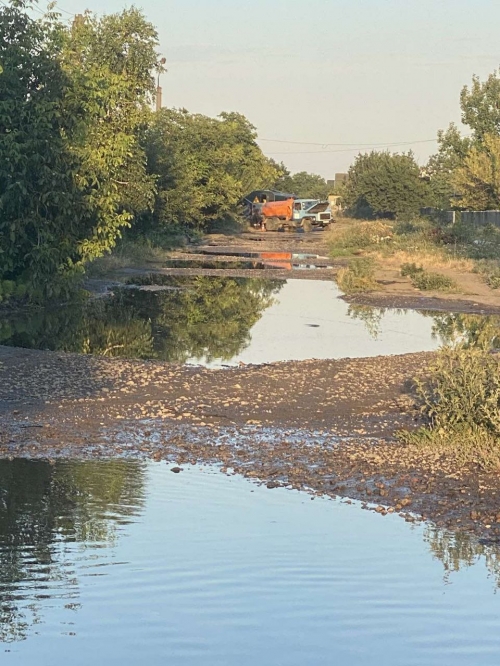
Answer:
xmin=400 ymin=345 xmax=500 ymax=471
xmin=328 ymin=215 xmax=500 ymax=296
xmin=335 ymin=258 xmax=378 ymax=294
xmin=400 ymin=263 xmax=457 ymax=291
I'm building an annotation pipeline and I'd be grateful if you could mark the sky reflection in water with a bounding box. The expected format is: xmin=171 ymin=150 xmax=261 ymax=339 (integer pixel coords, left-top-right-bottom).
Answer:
xmin=1 ymin=460 xmax=500 ymax=665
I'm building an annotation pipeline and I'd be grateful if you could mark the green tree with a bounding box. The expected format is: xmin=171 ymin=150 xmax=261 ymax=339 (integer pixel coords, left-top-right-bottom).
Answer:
xmin=460 ymin=69 xmax=500 ymax=140
xmin=344 ymin=151 xmax=428 ymax=219
xmin=426 ymin=68 xmax=500 ymax=210
xmin=425 ymin=124 xmax=472 ymax=209
xmin=273 ymin=171 xmax=330 ymax=199
xmin=451 ymin=133 xmax=500 ymax=210
xmin=0 ymin=1 xmax=84 ymax=294
xmin=62 ymin=8 xmax=159 ymax=262
xmin=141 ymin=109 xmax=281 ymax=230
xmin=0 ymin=2 xmax=160 ymax=298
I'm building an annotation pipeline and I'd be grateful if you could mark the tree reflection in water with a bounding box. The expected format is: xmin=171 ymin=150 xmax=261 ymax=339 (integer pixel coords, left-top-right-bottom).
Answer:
xmin=0 ymin=460 xmax=145 ymax=643
xmin=0 ymin=276 xmax=284 ymax=363
xmin=347 ymin=304 xmax=500 ymax=350
xmin=424 ymin=525 xmax=500 ymax=588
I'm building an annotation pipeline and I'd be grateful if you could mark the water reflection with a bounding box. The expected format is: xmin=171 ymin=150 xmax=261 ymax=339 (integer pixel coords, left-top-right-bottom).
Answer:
xmin=0 ymin=460 xmax=145 ymax=643
xmin=424 ymin=525 xmax=500 ymax=587
xmin=1 ymin=277 xmax=497 ymax=365
xmin=426 ymin=312 xmax=500 ymax=349
xmin=1 ymin=460 xmax=500 ymax=660
xmin=0 ymin=276 xmax=283 ymax=363
xmin=348 ymin=305 xmax=500 ymax=349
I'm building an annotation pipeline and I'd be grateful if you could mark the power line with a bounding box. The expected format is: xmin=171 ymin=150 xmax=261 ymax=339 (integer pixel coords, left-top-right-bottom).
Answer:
xmin=0 ymin=1 xmax=75 ymax=18
xmin=259 ymin=137 xmax=439 ymax=147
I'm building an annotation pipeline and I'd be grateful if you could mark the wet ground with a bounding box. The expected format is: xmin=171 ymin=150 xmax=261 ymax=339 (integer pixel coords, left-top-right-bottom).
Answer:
xmin=2 ymin=344 xmax=500 ymax=543
xmin=2 ymin=460 xmax=500 ymax=665
xmin=2 ymin=231 xmax=500 ymax=659
xmin=1 ymin=276 xmax=490 ymax=367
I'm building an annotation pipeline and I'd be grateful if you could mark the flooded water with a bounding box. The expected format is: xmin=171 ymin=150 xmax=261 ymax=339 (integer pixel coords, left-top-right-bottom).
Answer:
xmin=1 ymin=459 xmax=500 ymax=665
xmin=0 ymin=276 xmax=496 ymax=366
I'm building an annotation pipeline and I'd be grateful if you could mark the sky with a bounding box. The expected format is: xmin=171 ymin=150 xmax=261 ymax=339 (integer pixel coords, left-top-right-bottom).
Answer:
xmin=54 ymin=0 xmax=500 ymax=178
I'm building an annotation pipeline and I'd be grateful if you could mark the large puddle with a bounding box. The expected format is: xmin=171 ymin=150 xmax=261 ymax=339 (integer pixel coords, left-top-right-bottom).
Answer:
xmin=0 ymin=276 xmax=497 ymax=366
xmin=1 ymin=460 xmax=500 ymax=664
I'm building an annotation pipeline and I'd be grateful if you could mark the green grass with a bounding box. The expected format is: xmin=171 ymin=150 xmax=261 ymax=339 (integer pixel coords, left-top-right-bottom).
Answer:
xmin=399 ymin=345 xmax=500 ymax=471
xmin=400 ymin=262 xmax=457 ymax=291
xmin=329 ymin=220 xmax=394 ymax=257
xmin=336 ymin=257 xmax=378 ymax=294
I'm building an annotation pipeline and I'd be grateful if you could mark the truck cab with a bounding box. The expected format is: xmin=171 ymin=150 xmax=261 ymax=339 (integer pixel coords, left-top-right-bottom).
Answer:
xmin=292 ymin=199 xmax=332 ymax=227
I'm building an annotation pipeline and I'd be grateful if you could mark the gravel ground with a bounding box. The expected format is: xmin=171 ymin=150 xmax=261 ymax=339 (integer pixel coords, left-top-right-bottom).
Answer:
xmin=2 ymin=345 xmax=500 ymax=543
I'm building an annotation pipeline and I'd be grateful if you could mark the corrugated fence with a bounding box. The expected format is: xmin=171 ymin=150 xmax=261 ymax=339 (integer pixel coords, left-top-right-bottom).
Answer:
xmin=461 ymin=211 xmax=500 ymax=227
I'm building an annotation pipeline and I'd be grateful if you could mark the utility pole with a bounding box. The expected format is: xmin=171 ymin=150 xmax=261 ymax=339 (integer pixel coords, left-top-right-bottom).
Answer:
xmin=156 ymin=57 xmax=167 ymax=112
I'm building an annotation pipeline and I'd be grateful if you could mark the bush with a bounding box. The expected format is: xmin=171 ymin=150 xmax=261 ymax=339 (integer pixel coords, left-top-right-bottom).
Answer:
xmin=474 ymin=262 xmax=500 ymax=289
xmin=415 ymin=346 xmax=500 ymax=434
xmin=329 ymin=221 xmax=393 ymax=256
xmin=400 ymin=262 xmax=424 ymax=277
xmin=400 ymin=345 xmax=500 ymax=470
xmin=336 ymin=257 xmax=378 ymax=294
xmin=401 ymin=263 xmax=457 ymax=291
xmin=0 ymin=279 xmax=29 ymax=304
xmin=411 ymin=271 xmax=457 ymax=291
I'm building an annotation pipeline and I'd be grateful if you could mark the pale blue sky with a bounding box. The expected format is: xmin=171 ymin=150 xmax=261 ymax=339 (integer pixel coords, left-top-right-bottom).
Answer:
xmin=56 ymin=0 xmax=500 ymax=177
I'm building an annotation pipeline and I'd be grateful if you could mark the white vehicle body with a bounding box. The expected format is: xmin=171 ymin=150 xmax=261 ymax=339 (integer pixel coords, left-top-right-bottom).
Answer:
xmin=291 ymin=199 xmax=332 ymax=226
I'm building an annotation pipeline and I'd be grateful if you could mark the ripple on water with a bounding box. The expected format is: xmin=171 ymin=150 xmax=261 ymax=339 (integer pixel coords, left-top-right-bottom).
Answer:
xmin=1 ymin=460 xmax=500 ymax=665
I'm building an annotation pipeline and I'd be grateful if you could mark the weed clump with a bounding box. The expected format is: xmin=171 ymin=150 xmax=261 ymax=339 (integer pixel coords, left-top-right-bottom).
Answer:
xmin=400 ymin=345 xmax=500 ymax=470
xmin=400 ymin=263 xmax=457 ymax=291
xmin=336 ymin=257 xmax=378 ymax=294
xmin=329 ymin=221 xmax=393 ymax=256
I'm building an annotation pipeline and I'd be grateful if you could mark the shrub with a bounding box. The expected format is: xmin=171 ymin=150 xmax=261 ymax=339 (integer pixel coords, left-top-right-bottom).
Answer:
xmin=400 ymin=262 xmax=424 ymax=277
xmin=411 ymin=271 xmax=457 ymax=291
xmin=475 ymin=262 xmax=500 ymax=289
xmin=415 ymin=346 xmax=500 ymax=434
xmin=401 ymin=264 xmax=457 ymax=291
xmin=336 ymin=257 xmax=378 ymax=294
xmin=329 ymin=221 xmax=393 ymax=256
xmin=400 ymin=345 xmax=500 ymax=470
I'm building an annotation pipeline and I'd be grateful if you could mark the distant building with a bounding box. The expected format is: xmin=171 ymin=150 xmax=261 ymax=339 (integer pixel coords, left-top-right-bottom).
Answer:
xmin=327 ymin=173 xmax=348 ymax=194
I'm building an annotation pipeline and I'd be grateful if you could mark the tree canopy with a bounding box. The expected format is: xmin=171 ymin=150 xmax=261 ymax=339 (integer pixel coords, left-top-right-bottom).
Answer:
xmin=0 ymin=1 xmax=160 ymax=298
xmin=141 ymin=109 xmax=281 ymax=230
xmin=426 ymin=68 xmax=500 ymax=211
xmin=344 ymin=151 xmax=428 ymax=219
xmin=273 ymin=171 xmax=330 ymax=199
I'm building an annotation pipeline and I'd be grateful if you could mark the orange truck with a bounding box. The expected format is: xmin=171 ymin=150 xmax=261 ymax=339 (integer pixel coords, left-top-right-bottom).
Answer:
xmin=259 ymin=198 xmax=332 ymax=231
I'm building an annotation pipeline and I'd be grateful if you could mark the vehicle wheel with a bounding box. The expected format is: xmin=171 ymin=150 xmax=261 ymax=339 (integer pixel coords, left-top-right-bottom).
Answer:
xmin=265 ymin=217 xmax=281 ymax=231
xmin=302 ymin=219 xmax=313 ymax=232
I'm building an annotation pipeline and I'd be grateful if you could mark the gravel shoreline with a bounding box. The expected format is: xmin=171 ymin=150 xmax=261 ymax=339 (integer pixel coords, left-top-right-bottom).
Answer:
xmin=2 ymin=345 xmax=500 ymax=543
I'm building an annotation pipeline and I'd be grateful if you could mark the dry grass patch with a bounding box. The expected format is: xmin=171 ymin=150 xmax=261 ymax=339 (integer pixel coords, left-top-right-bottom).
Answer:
xmin=379 ymin=250 xmax=474 ymax=273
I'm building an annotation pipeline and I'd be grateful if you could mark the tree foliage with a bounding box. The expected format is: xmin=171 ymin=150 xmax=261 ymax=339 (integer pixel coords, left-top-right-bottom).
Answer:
xmin=460 ymin=69 xmax=500 ymax=140
xmin=141 ymin=109 xmax=280 ymax=230
xmin=273 ymin=171 xmax=330 ymax=199
xmin=427 ymin=68 xmax=500 ymax=210
xmin=344 ymin=151 xmax=428 ymax=219
xmin=425 ymin=124 xmax=472 ymax=209
xmin=0 ymin=1 xmax=159 ymax=297
xmin=451 ymin=133 xmax=500 ymax=210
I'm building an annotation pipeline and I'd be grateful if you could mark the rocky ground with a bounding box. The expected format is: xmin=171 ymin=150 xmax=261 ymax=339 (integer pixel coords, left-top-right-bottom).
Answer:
xmin=2 ymin=344 xmax=500 ymax=544
xmin=3 ymin=227 xmax=500 ymax=547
